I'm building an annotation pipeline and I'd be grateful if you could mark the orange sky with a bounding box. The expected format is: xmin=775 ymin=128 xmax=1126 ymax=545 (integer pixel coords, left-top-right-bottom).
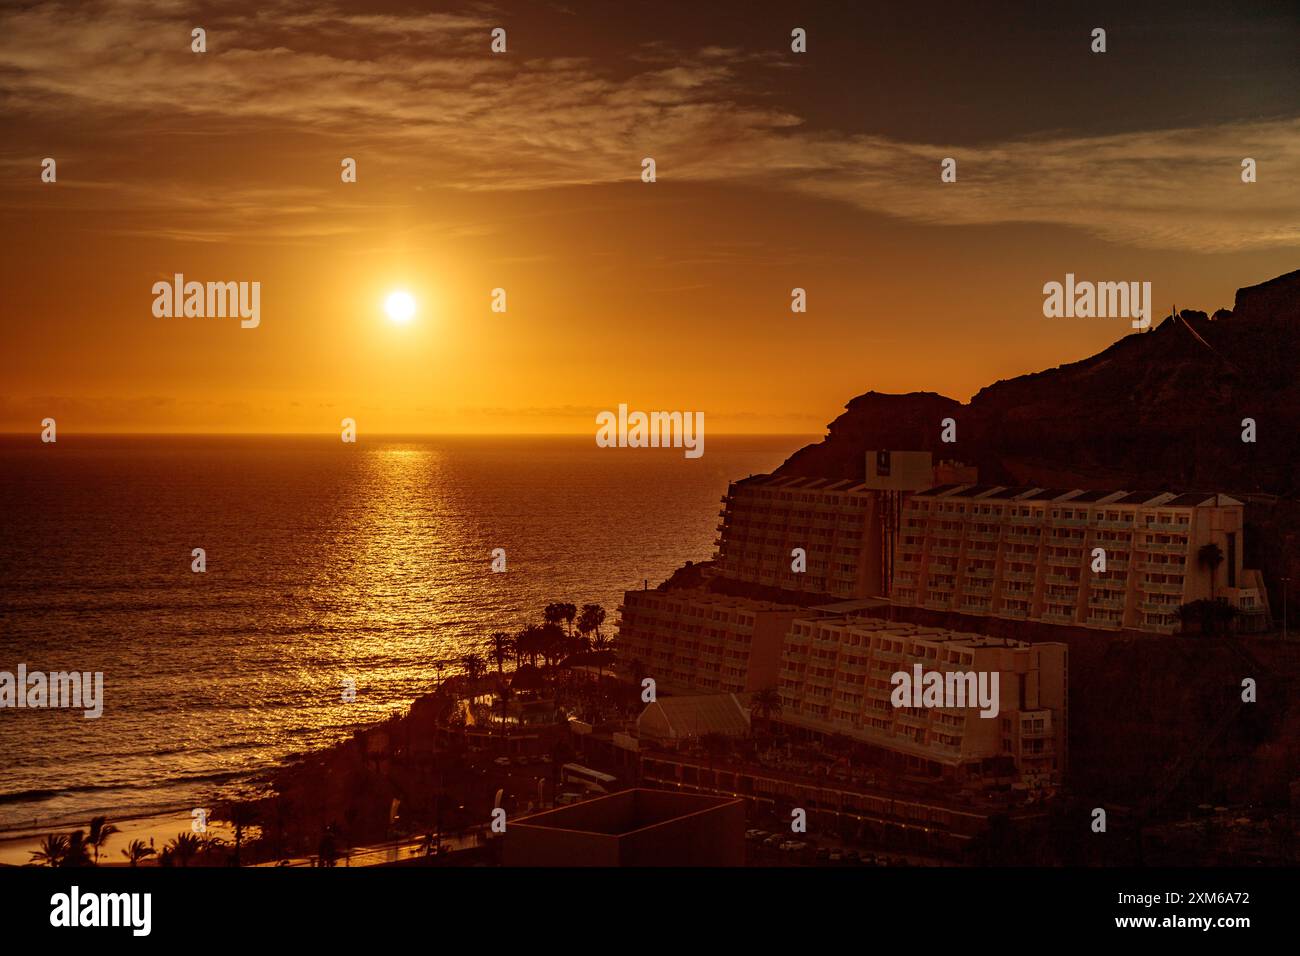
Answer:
xmin=1 ymin=1 xmax=1297 ymax=434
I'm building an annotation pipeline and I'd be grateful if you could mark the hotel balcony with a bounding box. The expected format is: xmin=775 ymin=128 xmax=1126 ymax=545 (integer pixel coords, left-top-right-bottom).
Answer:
xmin=1089 ymin=575 xmax=1127 ymax=591
xmin=1140 ymin=600 xmax=1179 ymax=614
xmin=1145 ymin=521 xmax=1192 ymax=533
xmin=1138 ymin=540 xmax=1189 ymax=554
xmin=1143 ymin=580 xmax=1185 ymax=595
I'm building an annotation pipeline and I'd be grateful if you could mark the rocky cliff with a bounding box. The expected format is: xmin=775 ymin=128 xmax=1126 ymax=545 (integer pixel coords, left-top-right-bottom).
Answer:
xmin=774 ymin=268 xmax=1300 ymax=597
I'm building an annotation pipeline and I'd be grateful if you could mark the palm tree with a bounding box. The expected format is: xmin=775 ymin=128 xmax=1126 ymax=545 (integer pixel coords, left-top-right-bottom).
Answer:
xmin=517 ymin=624 xmax=545 ymax=667
xmin=29 ymin=833 xmax=68 ymax=867
xmin=560 ymin=603 xmax=577 ymax=637
xmin=61 ymin=830 xmax=92 ymax=867
xmin=543 ymin=603 xmax=565 ymax=632
xmin=87 ymin=815 xmax=119 ymax=864
xmin=539 ymin=623 xmax=566 ymax=669
xmin=200 ymin=835 xmax=227 ymax=861
xmin=120 ymin=839 xmax=156 ymax=867
xmin=227 ymin=802 xmax=260 ymax=867
xmin=494 ymin=681 xmax=515 ymax=729
xmin=750 ymin=687 xmax=783 ymax=737
xmin=579 ymin=603 xmax=606 ymax=641
xmin=166 ymin=832 xmax=202 ymax=867
xmin=591 ymin=631 xmax=612 ymax=678
xmin=485 ymin=632 xmax=515 ymax=674
xmin=1198 ymin=542 xmax=1225 ymax=599
xmin=462 ymin=652 xmax=486 ymax=682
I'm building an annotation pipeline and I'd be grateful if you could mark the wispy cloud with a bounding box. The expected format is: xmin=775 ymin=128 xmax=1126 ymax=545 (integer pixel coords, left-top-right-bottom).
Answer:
xmin=1 ymin=0 xmax=1296 ymax=252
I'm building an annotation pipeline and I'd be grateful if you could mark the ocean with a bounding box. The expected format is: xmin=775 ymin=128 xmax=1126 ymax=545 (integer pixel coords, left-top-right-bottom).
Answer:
xmin=0 ymin=434 xmax=805 ymax=832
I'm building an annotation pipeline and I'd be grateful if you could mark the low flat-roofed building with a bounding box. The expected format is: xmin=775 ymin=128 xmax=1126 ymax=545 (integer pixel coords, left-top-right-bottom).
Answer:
xmin=637 ymin=693 xmax=751 ymax=742
xmin=504 ymin=788 xmax=745 ymax=866
xmin=778 ymin=614 xmax=1067 ymax=787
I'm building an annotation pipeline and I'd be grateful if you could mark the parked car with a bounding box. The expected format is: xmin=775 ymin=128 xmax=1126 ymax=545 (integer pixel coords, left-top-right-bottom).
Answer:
xmin=780 ymin=841 xmax=807 ymax=854
xmin=493 ymin=756 xmax=512 ymax=767
xmin=815 ymin=847 xmax=831 ymax=862
xmin=828 ymin=848 xmax=843 ymax=863
xmin=763 ymin=834 xmax=784 ymax=848
xmin=745 ymin=829 xmax=768 ymax=843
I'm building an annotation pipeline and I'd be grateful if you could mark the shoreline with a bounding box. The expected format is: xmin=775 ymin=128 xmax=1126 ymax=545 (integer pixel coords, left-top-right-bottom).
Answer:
xmin=0 ymin=807 xmax=237 ymax=868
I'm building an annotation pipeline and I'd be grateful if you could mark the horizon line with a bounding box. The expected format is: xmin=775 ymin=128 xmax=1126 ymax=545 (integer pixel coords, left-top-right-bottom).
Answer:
xmin=0 ymin=430 xmax=824 ymax=439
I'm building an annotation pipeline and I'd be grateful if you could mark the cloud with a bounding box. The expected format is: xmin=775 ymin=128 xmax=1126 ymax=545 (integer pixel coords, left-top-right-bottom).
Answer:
xmin=0 ymin=0 xmax=1295 ymax=253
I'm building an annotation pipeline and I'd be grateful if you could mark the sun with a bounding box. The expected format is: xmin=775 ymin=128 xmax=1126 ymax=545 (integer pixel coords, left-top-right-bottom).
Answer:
xmin=384 ymin=290 xmax=416 ymax=323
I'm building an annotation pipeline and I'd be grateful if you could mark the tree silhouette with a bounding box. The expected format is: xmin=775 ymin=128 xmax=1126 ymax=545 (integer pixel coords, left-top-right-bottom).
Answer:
xmin=120 ymin=839 xmax=156 ymax=867
xmin=29 ymin=834 xmax=68 ymax=867
xmin=485 ymin=632 xmax=515 ymax=673
xmin=1198 ymin=542 xmax=1225 ymax=599
xmin=87 ymin=815 xmax=119 ymax=865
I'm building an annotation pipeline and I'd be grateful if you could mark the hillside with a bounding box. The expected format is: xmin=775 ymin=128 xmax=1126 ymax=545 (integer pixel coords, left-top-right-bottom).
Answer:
xmin=774 ymin=268 xmax=1300 ymax=601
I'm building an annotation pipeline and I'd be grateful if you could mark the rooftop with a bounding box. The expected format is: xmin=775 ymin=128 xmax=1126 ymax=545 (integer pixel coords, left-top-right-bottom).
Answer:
xmin=911 ymin=485 xmax=1242 ymax=507
xmin=638 ymin=693 xmax=752 ymax=739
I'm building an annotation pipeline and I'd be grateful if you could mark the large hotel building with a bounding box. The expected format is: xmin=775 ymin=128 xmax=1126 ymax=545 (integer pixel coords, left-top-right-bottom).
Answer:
xmin=615 ymin=590 xmax=803 ymax=696
xmin=616 ymin=451 xmax=1269 ymax=788
xmin=617 ymin=595 xmax=1069 ymax=787
xmin=778 ymin=614 xmax=1066 ymax=787
xmin=619 ymin=451 xmax=974 ymax=695
xmin=890 ymin=485 xmax=1270 ymax=634
xmin=713 ymin=452 xmax=976 ymax=600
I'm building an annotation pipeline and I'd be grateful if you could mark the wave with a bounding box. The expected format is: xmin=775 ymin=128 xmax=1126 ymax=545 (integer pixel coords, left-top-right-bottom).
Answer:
xmin=0 ymin=768 xmax=257 ymax=806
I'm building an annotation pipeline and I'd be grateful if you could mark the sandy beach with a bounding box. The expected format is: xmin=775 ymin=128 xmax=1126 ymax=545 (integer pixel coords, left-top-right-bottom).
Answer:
xmin=0 ymin=810 xmax=235 ymax=867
